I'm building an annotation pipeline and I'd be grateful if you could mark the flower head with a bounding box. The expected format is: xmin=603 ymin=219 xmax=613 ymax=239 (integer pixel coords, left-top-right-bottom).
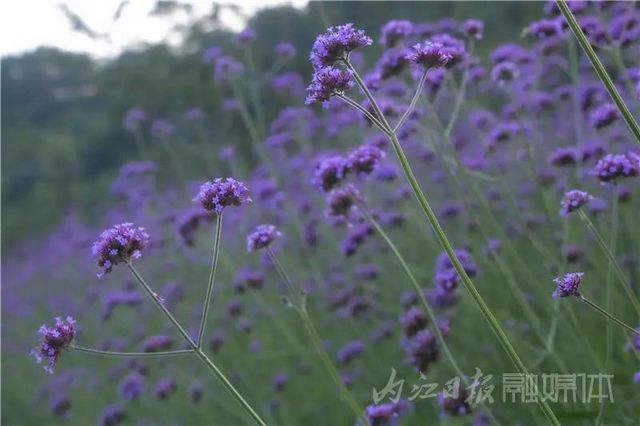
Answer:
xmin=552 ymin=272 xmax=584 ymax=298
xmin=305 ymin=66 xmax=354 ymax=105
xmin=193 ymin=178 xmax=250 ymax=214
xmin=235 ymin=28 xmax=256 ymax=46
xmin=347 ymin=144 xmax=385 ymax=175
xmin=310 ymin=23 xmax=372 ymax=68
xmin=405 ymin=42 xmax=452 ymax=69
xmin=275 ymin=42 xmax=296 ymax=59
xmin=379 ymin=20 xmax=413 ymax=47
xmin=461 ymin=19 xmax=484 ymax=39
xmin=560 ymin=190 xmax=593 ymax=216
xmin=92 ymin=223 xmax=149 ymax=277
xmin=246 ymin=225 xmax=281 ymax=252
xmin=325 ymin=185 xmax=362 ymax=221
xmin=31 ymin=316 xmax=76 ymax=373
xmin=591 ymin=152 xmax=640 ymax=183
xmin=214 ymin=56 xmax=244 ymax=84
xmin=589 ymin=103 xmax=621 ymax=129
xmin=491 ymin=61 xmax=519 ymax=85
xmin=312 ymin=155 xmax=350 ymax=192
xmin=123 ymin=108 xmax=146 ymax=132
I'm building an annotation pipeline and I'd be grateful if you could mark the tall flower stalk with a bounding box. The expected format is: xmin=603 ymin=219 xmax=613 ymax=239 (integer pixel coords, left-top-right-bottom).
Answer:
xmin=556 ymin=0 xmax=640 ymax=145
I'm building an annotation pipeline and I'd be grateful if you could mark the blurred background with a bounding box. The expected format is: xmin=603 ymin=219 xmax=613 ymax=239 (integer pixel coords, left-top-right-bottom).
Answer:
xmin=1 ymin=1 xmax=543 ymax=248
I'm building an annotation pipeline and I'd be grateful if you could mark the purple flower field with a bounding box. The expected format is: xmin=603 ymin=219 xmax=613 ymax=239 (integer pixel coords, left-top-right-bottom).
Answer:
xmin=3 ymin=1 xmax=640 ymax=425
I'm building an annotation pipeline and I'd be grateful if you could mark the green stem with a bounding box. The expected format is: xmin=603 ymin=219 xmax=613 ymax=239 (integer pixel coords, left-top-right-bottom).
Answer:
xmin=197 ymin=214 xmax=223 ymax=349
xmin=266 ymin=248 xmax=366 ymax=424
xmin=345 ymin=62 xmax=560 ymax=426
xmin=336 ymin=94 xmax=391 ymax=136
xmin=195 ymin=349 xmax=267 ymax=426
xmin=556 ymin=0 xmax=640 ymax=145
xmin=577 ymin=209 xmax=640 ymax=314
xmin=127 ymin=262 xmax=266 ymax=425
xmin=394 ymin=70 xmax=429 ymax=133
xmin=71 ymin=346 xmax=193 ymax=357
xmin=578 ymin=296 xmax=640 ymax=336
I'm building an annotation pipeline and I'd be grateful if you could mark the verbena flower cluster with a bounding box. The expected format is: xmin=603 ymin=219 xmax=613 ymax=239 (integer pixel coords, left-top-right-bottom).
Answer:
xmin=193 ymin=178 xmax=250 ymax=214
xmin=31 ymin=317 xmax=76 ymax=373
xmin=246 ymin=225 xmax=281 ymax=252
xmin=92 ymin=223 xmax=149 ymax=278
xmin=553 ymin=272 xmax=584 ymax=298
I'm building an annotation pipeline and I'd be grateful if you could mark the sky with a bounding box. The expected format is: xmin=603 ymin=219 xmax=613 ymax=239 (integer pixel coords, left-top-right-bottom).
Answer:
xmin=0 ymin=0 xmax=308 ymax=58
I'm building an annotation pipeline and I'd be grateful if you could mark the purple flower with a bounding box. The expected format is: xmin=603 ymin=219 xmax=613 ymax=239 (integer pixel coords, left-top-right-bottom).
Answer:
xmin=560 ymin=190 xmax=593 ymax=216
xmin=591 ymin=152 xmax=640 ymax=183
xmin=365 ymin=402 xmax=407 ymax=426
xmin=552 ymin=272 xmax=584 ymax=298
xmin=404 ymin=329 xmax=440 ymax=372
xmin=347 ymin=144 xmax=385 ymax=175
xmin=491 ymin=61 xmax=519 ymax=85
xmin=589 ymin=103 xmax=621 ymax=129
xmin=336 ymin=340 xmax=365 ymax=365
xmin=376 ymin=48 xmax=411 ymax=79
xmin=189 ymin=382 xmax=204 ymax=403
xmin=526 ymin=18 xmax=563 ymax=39
xmin=436 ymin=249 xmax=477 ymax=277
xmin=312 ymin=155 xmax=349 ymax=192
xmin=92 ymin=223 xmax=149 ymax=277
xmin=379 ymin=20 xmax=413 ymax=47
xmin=325 ymin=185 xmax=361 ymax=221
xmin=123 ymin=108 xmax=146 ymax=132
xmin=310 ymin=23 xmax=372 ymax=69
xmin=547 ymin=147 xmax=579 ymax=166
xmin=215 ymin=56 xmax=244 ymax=83
xmin=118 ymin=372 xmax=144 ymax=401
xmin=275 ymin=42 xmax=296 ymax=59
xmin=98 ymin=404 xmax=125 ymax=426
xmin=272 ymin=372 xmax=288 ymax=391
xmin=202 ymin=46 xmax=222 ymax=63
xmin=184 ymin=107 xmax=204 ymax=121
xmin=400 ymin=307 xmax=428 ymax=337
xmin=154 ymin=378 xmax=177 ymax=400
xmin=50 ymin=395 xmax=71 ymax=417
xmin=405 ymin=42 xmax=452 ymax=69
xmin=430 ymin=34 xmax=466 ymax=66
xmin=235 ymin=28 xmax=256 ymax=46
xmin=150 ymin=119 xmax=174 ymax=137
xmin=31 ymin=316 xmax=76 ymax=373
xmin=246 ymin=225 xmax=281 ymax=252
xmin=305 ymin=66 xmax=354 ymax=105
xmin=193 ymin=178 xmax=250 ymax=214
xmin=461 ymin=19 xmax=484 ymax=39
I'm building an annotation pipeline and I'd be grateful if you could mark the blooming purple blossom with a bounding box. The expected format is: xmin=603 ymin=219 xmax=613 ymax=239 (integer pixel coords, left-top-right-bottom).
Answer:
xmin=275 ymin=42 xmax=296 ymax=59
xmin=214 ymin=56 xmax=244 ymax=83
xmin=246 ymin=225 xmax=281 ymax=252
xmin=31 ymin=316 xmax=76 ymax=373
xmin=336 ymin=340 xmax=365 ymax=365
xmin=405 ymin=42 xmax=452 ymax=69
xmin=150 ymin=119 xmax=174 ymax=137
xmin=312 ymin=155 xmax=350 ymax=192
xmin=461 ymin=19 xmax=484 ymax=39
xmin=591 ymin=152 xmax=640 ymax=183
xmin=193 ymin=178 xmax=250 ymax=214
xmin=305 ymin=66 xmax=354 ymax=105
xmin=118 ymin=372 xmax=144 ymax=401
xmin=123 ymin=108 xmax=146 ymax=132
xmin=235 ymin=28 xmax=256 ymax=46
xmin=202 ymin=46 xmax=222 ymax=63
xmin=553 ymin=272 xmax=584 ymax=298
xmin=560 ymin=190 xmax=593 ymax=216
xmin=325 ymin=185 xmax=361 ymax=221
xmin=589 ymin=103 xmax=621 ymax=129
xmin=379 ymin=20 xmax=413 ymax=47
xmin=154 ymin=378 xmax=177 ymax=400
xmin=92 ymin=223 xmax=149 ymax=277
xmin=491 ymin=61 xmax=519 ymax=85
xmin=310 ymin=23 xmax=372 ymax=69
xmin=347 ymin=144 xmax=385 ymax=175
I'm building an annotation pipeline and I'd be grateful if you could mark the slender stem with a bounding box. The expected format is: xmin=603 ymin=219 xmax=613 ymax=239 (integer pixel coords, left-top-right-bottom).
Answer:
xmin=393 ymin=70 xmax=429 ymax=133
xmin=195 ymin=349 xmax=267 ymax=426
xmin=126 ymin=262 xmax=196 ymax=347
xmin=127 ymin=262 xmax=266 ymax=425
xmin=577 ymin=209 xmax=640 ymax=314
xmin=335 ymin=94 xmax=391 ymax=137
xmin=344 ymin=58 xmax=387 ymax=125
xmin=345 ymin=63 xmax=560 ymax=425
xmin=70 ymin=346 xmax=193 ymax=357
xmin=578 ymin=296 xmax=640 ymax=336
xmin=266 ymin=248 xmax=366 ymax=424
xmin=363 ymin=212 xmax=499 ymax=424
xmin=197 ymin=214 xmax=223 ymax=349
xmin=556 ymin=0 xmax=640 ymax=145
